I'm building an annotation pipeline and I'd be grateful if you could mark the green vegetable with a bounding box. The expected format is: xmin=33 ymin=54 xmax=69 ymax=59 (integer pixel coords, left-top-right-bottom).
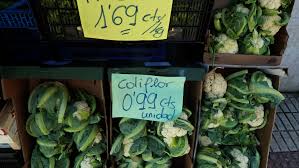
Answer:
xmin=28 ymin=82 xmax=69 ymax=123
xmin=111 ymin=109 xmax=194 ymax=167
xmin=219 ymin=6 xmax=249 ymax=39
xmin=211 ymin=34 xmax=239 ymax=54
xmin=74 ymin=143 xmax=106 ymax=168
xmin=201 ymin=70 xmax=284 ymax=146
xmin=120 ymin=118 xmax=147 ymax=141
xmin=196 ymin=147 xmax=229 ymax=168
xmin=74 ymin=124 xmax=99 ymax=152
xmin=240 ymin=29 xmax=271 ymax=55
xmin=26 ymin=111 xmax=59 ymax=138
xmin=250 ymin=71 xmax=285 ymax=105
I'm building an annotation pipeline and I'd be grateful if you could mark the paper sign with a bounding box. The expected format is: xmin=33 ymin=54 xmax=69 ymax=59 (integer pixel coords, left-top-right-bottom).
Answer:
xmin=112 ymin=74 xmax=186 ymax=122
xmin=76 ymin=0 xmax=173 ymax=41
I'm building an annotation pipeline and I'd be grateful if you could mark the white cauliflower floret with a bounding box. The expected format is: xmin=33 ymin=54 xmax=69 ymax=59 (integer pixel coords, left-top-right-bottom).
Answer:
xmin=259 ymin=0 xmax=281 ymax=9
xmin=236 ymin=4 xmax=250 ymax=15
xmin=230 ymin=148 xmax=249 ymax=168
xmin=93 ymin=132 xmax=103 ymax=144
xmin=207 ymin=110 xmax=224 ymax=128
xmin=199 ymin=136 xmax=212 ymax=147
xmin=179 ymin=112 xmax=188 ymax=120
xmin=73 ymin=101 xmax=91 ymax=121
xmin=123 ymin=142 xmax=133 ymax=157
xmin=80 ymin=156 xmax=93 ymax=168
xmin=161 ymin=121 xmax=187 ymax=138
xmin=215 ymin=34 xmax=239 ymax=54
xmin=261 ymin=15 xmax=282 ymax=36
xmin=248 ymin=105 xmax=265 ymax=127
xmin=204 ymin=71 xmax=227 ymax=99
xmin=251 ymin=35 xmax=265 ymax=49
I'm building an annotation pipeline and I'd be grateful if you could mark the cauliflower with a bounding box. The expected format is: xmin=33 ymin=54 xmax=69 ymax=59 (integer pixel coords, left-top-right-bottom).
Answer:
xmin=123 ymin=142 xmax=133 ymax=157
xmin=260 ymin=15 xmax=282 ymax=36
xmin=240 ymin=29 xmax=270 ymax=55
xmin=161 ymin=121 xmax=188 ymax=138
xmin=236 ymin=4 xmax=250 ymax=15
xmin=80 ymin=156 xmax=94 ymax=168
xmin=199 ymin=136 xmax=212 ymax=147
xmin=247 ymin=105 xmax=265 ymax=127
xmin=179 ymin=112 xmax=188 ymax=120
xmin=207 ymin=110 xmax=224 ymax=128
xmin=204 ymin=71 xmax=227 ymax=99
xmin=258 ymin=0 xmax=281 ymax=9
xmin=230 ymin=148 xmax=249 ymax=168
xmin=93 ymin=132 xmax=103 ymax=144
xmin=214 ymin=34 xmax=239 ymax=54
xmin=73 ymin=101 xmax=91 ymax=121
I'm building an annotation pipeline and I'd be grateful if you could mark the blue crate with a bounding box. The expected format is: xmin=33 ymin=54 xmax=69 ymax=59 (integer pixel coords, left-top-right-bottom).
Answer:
xmin=0 ymin=0 xmax=36 ymax=29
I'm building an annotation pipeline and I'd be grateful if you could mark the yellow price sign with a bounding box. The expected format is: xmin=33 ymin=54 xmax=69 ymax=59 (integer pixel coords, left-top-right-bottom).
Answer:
xmin=76 ymin=0 xmax=173 ymax=41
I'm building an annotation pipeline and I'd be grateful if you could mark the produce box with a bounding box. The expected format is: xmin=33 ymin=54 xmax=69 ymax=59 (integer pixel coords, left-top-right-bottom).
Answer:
xmin=0 ymin=101 xmax=21 ymax=150
xmin=108 ymin=67 xmax=206 ymax=168
xmin=0 ymin=66 xmax=108 ymax=167
xmin=203 ymin=0 xmax=293 ymax=66
xmin=195 ymin=67 xmax=283 ymax=168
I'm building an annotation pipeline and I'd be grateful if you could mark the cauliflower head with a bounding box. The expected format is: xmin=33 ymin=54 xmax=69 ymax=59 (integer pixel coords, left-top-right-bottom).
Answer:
xmin=161 ymin=121 xmax=188 ymax=138
xmin=261 ymin=15 xmax=282 ymax=36
xmin=93 ymin=132 xmax=103 ymax=144
xmin=207 ymin=110 xmax=225 ymax=129
xmin=204 ymin=71 xmax=227 ymax=99
xmin=80 ymin=156 xmax=94 ymax=168
xmin=73 ymin=101 xmax=91 ymax=121
xmin=247 ymin=105 xmax=265 ymax=127
xmin=214 ymin=34 xmax=239 ymax=54
xmin=259 ymin=0 xmax=281 ymax=9
xmin=230 ymin=148 xmax=249 ymax=168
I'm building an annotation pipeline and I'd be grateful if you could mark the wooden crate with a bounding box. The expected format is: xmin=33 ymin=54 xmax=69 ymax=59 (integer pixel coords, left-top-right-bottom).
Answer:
xmin=107 ymin=67 xmax=206 ymax=168
xmin=0 ymin=66 xmax=108 ymax=168
xmin=196 ymin=67 xmax=281 ymax=168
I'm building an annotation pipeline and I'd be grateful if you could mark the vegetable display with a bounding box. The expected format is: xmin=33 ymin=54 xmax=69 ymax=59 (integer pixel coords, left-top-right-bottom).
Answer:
xmin=26 ymin=82 xmax=107 ymax=168
xmin=197 ymin=69 xmax=284 ymax=167
xmin=110 ymin=108 xmax=194 ymax=168
xmin=210 ymin=0 xmax=292 ymax=55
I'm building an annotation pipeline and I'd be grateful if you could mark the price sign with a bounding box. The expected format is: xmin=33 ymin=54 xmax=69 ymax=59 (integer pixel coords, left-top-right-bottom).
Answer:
xmin=112 ymin=74 xmax=186 ymax=122
xmin=76 ymin=0 xmax=173 ymax=41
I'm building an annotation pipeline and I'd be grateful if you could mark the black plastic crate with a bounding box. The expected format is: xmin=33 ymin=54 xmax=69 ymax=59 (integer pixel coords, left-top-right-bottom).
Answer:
xmin=30 ymin=0 xmax=213 ymax=41
xmin=0 ymin=0 xmax=36 ymax=29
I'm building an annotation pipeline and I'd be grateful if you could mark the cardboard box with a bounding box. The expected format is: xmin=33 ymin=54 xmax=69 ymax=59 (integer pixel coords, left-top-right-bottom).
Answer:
xmin=196 ymin=67 xmax=280 ymax=168
xmin=203 ymin=0 xmax=292 ymax=66
xmin=0 ymin=66 xmax=108 ymax=168
xmin=0 ymin=101 xmax=21 ymax=150
xmin=107 ymin=67 xmax=206 ymax=168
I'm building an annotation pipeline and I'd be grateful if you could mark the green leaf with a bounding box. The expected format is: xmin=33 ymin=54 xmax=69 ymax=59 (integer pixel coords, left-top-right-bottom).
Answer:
xmin=147 ymin=135 xmax=165 ymax=156
xmin=173 ymin=119 xmax=194 ymax=135
xmin=166 ymin=136 xmax=189 ymax=157
xmin=110 ymin=134 xmax=124 ymax=155
xmin=129 ymin=137 xmax=148 ymax=157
